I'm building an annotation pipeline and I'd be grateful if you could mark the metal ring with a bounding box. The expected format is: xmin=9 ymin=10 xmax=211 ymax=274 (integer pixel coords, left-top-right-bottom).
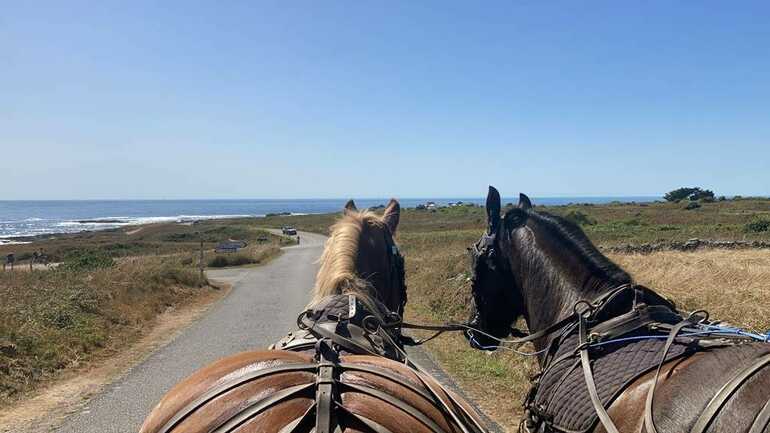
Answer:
xmin=688 ymin=309 xmax=709 ymax=323
xmin=362 ymin=315 xmax=381 ymax=333
xmin=573 ymin=300 xmax=594 ymax=316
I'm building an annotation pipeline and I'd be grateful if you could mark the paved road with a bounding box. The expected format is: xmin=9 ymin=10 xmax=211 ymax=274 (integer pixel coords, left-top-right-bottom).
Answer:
xmin=55 ymin=231 xmax=327 ymax=433
xmin=52 ymin=230 xmax=501 ymax=433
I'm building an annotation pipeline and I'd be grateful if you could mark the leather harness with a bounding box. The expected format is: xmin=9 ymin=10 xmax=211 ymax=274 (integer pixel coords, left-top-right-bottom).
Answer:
xmin=272 ymin=293 xmax=488 ymax=433
xmin=470 ymin=231 xmax=770 ymax=433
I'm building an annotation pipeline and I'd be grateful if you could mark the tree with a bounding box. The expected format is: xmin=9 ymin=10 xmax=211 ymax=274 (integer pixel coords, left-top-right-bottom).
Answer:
xmin=664 ymin=187 xmax=715 ymax=202
xmin=690 ymin=189 xmax=715 ymax=202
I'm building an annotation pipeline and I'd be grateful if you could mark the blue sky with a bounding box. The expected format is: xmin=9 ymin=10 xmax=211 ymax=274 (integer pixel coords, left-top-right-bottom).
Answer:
xmin=2 ymin=1 xmax=769 ymax=199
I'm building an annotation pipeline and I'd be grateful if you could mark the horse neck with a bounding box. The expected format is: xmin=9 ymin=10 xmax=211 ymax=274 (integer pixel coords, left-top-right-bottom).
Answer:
xmin=313 ymin=218 xmax=399 ymax=317
xmin=513 ymin=234 xmax=620 ymax=353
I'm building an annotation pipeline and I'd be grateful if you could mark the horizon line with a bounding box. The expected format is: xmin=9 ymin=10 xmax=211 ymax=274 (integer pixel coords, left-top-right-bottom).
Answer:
xmin=0 ymin=194 xmax=668 ymax=202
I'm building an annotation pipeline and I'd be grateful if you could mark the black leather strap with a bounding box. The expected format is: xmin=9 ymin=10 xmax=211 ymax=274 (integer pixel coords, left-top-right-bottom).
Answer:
xmin=589 ymin=304 xmax=681 ymax=341
xmin=690 ymin=353 xmax=770 ymax=433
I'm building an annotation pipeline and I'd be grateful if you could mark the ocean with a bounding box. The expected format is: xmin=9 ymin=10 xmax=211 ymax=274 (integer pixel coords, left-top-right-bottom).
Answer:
xmin=0 ymin=197 xmax=657 ymax=243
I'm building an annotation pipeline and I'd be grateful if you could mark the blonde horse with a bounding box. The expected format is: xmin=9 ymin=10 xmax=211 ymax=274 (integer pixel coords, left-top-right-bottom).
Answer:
xmin=140 ymin=199 xmax=486 ymax=433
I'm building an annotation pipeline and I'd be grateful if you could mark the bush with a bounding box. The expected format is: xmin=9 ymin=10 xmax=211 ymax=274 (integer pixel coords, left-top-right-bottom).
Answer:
xmin=690 ymin=189 xmax=715 ymax=201
xmin=207 ymin=254 xmax=255 ymax=268
xmin=154 ymin=265 xmax=207 ymax=287
xmin=564 ymin=210 xmax=596 ymax=226
xmin=61 ymin=250 xmax=115 ymax=272
xmin=685 ymin=202 xmax=701 ymax=210
xmin=745 ymin=219 xmax=770 ymax=233
xmin=664 ymin=187 xmax=715 ymax=202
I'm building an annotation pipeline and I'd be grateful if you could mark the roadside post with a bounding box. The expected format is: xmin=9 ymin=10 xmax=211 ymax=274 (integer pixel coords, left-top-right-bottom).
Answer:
xmin=5 ymin=253 xmax=14 ymax=271
xmin=198 ymin=230 xmax=204 ymax=281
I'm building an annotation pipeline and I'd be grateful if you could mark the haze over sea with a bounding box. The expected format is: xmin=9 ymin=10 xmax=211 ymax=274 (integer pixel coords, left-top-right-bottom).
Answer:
xmin=0 ymin=197 xmax=657 ymax=242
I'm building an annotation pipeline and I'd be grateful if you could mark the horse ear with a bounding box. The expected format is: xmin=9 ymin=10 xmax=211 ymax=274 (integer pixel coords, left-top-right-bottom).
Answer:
xmin=486 ymin=186 xmax=501 ymax=233
xmin=344 ymin=199 xmax=357 ymax=215
xmin=518 ymin=193 xmax=532 ymax=210
xmin=382 ymin=199 xmax=400 ymax=234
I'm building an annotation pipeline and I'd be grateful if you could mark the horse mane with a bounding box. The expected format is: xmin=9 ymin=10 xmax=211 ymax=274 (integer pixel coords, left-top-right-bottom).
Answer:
xmin=525 ymin=209 xmax=631 ymax=286
xmin=308 ymin=209 xmax=390 ymax=314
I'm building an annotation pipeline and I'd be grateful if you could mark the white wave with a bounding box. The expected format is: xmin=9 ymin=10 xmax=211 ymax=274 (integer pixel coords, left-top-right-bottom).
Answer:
xmin=3 ymin=214 xmax=258 ymax=239
xmin=58 ymin=214 xmax=255 ymax=227
xmin=0 ymin=239 xmax=32 ymax=245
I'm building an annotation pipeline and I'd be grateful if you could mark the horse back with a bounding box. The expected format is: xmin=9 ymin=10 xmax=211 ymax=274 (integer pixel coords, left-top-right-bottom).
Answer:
xmin=605 ymin=342 xmax=770 ymax=433
xmin=140 ymin=349 xmax=484 ymax=433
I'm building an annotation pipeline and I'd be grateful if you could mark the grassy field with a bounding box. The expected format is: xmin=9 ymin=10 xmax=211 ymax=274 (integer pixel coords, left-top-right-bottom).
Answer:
xmin=2 ymin=199 xmax=769 ymax=428
xmin=0 ymin=219 xmax=291 ymax=405
xmin=262 ymin=198 xmax=770 ymax=431
xmin=0 ymin=218 xmax=294 ymax=266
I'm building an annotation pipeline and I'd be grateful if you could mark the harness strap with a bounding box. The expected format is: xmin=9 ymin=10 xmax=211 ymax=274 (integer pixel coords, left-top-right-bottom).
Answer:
xmin=315 ymin=362 xmax=335 ymax=433
xmin=341 ymin=382 xmax=450 ymax=433
xmin=589 ymin=304 xmax=681 ymax=342
xmin=336 ymin=405 xmax=396 ymax=433
xmin=412 ymin=369 xmax=475 ymax=433
xmin=298 ymin=313 xmax=384 ymax=358
xmin=644 ymin=317 xmax=696 ymax=433
xmin=276 ymin=403 xmax=316 ymax=433
xmin=504 ymin=284 xmax=640 ymax=347
xmin=211 ymin=383 xmax=314 ymax=433
xmin=156 ymin=363 xmax=318 ymax=433
xmin=377 ymin=323 xmax=488 ymax=433
xmin=690 ymin=353 xmax=770 ymax=433
xmin=578 ymin=314 xmax=621 ymax=433
xmin=749 ymin=398 xmax=770 ymax=433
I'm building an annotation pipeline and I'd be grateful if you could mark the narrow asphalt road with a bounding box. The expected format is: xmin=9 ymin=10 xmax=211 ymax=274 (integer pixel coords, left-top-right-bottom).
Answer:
xmin=54 ymin=231 xmax=327 ymax=433
xmin=51 ymin=230 xmax=501 ymax=433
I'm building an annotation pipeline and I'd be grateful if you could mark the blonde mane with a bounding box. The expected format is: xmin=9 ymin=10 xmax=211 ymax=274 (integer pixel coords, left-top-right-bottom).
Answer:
xmin=309 ymin=210 xmax=389 ymax=312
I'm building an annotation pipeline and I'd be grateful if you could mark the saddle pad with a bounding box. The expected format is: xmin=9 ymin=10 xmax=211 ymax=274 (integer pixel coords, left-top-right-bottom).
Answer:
xmin=531 ymin=331 xmax=692 ymax=432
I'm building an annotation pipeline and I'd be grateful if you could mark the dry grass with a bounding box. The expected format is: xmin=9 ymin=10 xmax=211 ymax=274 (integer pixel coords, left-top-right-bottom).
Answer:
xmin=0 ymin=256 xmax=213 ymax=405
xmin=409 ymin=248 xmax=770 ymax=432
xmin=611 ymin=250 xmax=770 ymax=332
xmin=259 ymin=202 xmax=770 ymax=432
xmin=0 ymin=218 xmax=292 ymax=406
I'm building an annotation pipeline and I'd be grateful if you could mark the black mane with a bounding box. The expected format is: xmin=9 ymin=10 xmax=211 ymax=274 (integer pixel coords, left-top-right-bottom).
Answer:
xmin=524 ymin=209 xmax=631 ymax=287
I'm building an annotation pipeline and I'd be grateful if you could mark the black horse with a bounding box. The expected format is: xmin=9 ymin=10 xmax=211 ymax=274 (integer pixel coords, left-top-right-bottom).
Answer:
xmin=467 ymin=186 xmax=770 ymax=433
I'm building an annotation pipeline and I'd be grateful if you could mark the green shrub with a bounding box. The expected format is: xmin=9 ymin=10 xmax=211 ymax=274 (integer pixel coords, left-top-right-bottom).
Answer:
xmin=208 ymin=256 xmax=230 ymax=267
xmin=684 ymin=201 xmax=701 ymax=210
xmin=61 ymin=250 xmax=114 ymax=272
xmin=207 ymin=254 xmax=255 ymax=268
xmin=564 ymin=210 xmax=596 ymax=226
xmin=664 ymin=187 xmax=715 ymax=202
xmin=745 ymin=219 xmax=770 ymax=233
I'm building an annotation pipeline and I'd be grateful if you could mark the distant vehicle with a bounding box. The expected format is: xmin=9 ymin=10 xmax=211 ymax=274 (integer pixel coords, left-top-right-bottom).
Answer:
xmin=282 ymin=226 xmax=297 ymax=236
